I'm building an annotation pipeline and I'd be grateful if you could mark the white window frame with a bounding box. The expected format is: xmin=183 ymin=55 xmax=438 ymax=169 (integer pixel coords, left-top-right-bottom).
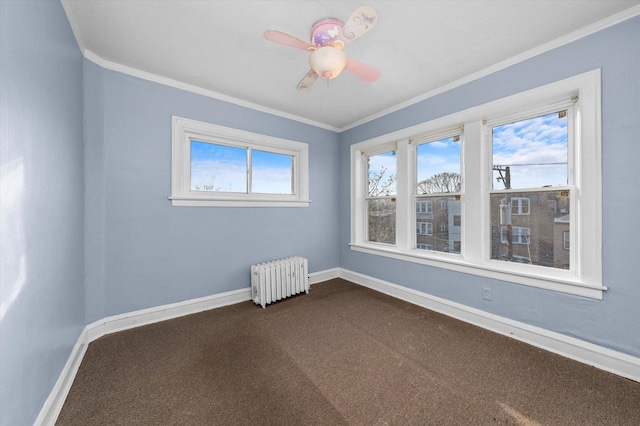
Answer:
xmin=416 ymin=200 xmax=433 ymax=214
xmin=350 ymin=70 xmax=604 ymax=299
xmin=511 ymin=197 xmax=530 ymax=215
xmin=512 ymin=226 xmax=531 ymax=245
xmin=170 ymin=116 xmax=309 ymax=207
xmin=417 ymin=222 xmax=433 ymax=236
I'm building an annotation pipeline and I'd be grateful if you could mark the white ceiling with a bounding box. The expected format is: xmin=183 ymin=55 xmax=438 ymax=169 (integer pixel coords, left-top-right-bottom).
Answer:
xmin=61 ymin=0 xmax=640 ymax=131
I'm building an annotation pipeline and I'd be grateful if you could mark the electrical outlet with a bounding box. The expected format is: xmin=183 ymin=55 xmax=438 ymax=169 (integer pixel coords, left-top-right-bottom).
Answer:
xmin=483 ymin=287 xmax=492 ymax=301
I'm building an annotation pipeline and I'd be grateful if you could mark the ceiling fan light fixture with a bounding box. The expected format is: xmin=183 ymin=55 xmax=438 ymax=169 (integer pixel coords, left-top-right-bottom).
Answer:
xmin=309 ymin=46 xmax=348 ymax=80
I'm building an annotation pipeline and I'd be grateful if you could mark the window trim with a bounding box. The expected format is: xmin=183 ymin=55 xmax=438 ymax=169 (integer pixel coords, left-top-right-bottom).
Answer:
xmin=350 ymin=69 xmax=604 ymax=299
xmin=170 ymin=116 xmax=309 ymax=207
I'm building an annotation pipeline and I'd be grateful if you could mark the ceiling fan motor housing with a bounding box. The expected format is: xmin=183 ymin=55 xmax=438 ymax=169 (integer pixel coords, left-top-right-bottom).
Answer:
xmin=309 ymin=46 xmax=348 ymax=79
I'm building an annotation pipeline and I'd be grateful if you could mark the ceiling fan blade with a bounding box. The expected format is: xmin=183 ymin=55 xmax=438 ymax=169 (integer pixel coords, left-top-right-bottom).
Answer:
xmin=297 ymin=70 xmax=319 ymax=90
xmin=346 ymin=57 xmax=380 ymax=83
xmin=336 ymin=6 xmax=378 ymax=46
xmin=264 ymin=30 xmax=314 ymax=51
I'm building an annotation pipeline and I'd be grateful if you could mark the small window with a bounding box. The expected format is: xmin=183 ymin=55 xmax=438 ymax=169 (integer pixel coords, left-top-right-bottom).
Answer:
xmin=417 ymin=222 xmax=433 ymax=235
xmin=511 ymin=197 xmax=530 ymax=215
xmin=171 ymin=116 xmax=309 ymax=207
xmin=512 ymin=226 xmax=531 ymax=245
xmin=416 ymin=200 xmax=433 ymax=214
xmin=563 ymin=231 xmax=570 ymax=250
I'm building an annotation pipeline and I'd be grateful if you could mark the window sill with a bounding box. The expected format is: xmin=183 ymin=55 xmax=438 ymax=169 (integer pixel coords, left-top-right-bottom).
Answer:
xmin=349 ymin=243 xmax=606 ymax=300
xmin=169 ymin=196 xmax=310 ymax=208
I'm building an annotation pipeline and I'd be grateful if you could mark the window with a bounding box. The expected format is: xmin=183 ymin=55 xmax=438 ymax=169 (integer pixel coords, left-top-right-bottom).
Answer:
xmin=417 ymin=200 xmax=433 ymax=214
xmin=512 ymin=227 xmax=531 ymax=245
xmin=171 ymin=116 xmax=309 ymax=207
xmin=366 ymin=148 xmax=397 ymax=244
xmin=414 ymin=133 xmax=462 ymax=254
xmin=350 ymin=70 xmax=603 ymax=299
xmin=510 ymin=198 xmax=530 ymax=215
xmin=417 ymin=222 xmax=433 ymax=235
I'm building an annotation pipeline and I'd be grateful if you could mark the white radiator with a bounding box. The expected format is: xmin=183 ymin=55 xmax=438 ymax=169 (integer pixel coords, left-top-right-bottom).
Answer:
xmin=251 ymin=257 xmax=309 ymax=308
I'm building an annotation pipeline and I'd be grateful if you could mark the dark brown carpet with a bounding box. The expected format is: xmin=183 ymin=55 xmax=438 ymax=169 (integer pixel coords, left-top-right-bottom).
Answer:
xmin=57 ymin=279 xmax=640 ymax=425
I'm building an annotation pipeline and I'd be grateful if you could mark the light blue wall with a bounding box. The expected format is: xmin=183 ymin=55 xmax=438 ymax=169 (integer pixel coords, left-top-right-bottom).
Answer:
xmin=83 ymin=65 xmax=340 ymax=321
xmin=339 ymin=16 xmax=640 ymax=358
xmin=1 ymin=1 xmax=638 ymax=422
xmin=0 ymin=1 xmax=85 ymax=425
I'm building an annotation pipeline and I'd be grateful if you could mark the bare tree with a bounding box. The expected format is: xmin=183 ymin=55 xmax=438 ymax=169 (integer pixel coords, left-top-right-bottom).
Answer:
xmin=367 ymin=166 xmax=397 ymax=244
xmin=417 ymin=172 xmax=460 ymax=194
xmin=368 ymin=166 xmax=396 ymax=196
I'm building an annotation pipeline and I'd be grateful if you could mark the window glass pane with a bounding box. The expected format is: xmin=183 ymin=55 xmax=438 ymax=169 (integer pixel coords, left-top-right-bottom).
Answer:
xmin=490 ymin=190 xmax=570 ymax=269
xmin=417 ymin=136 xmax=461 ymax=194
xmin=367 ymin=199 xmax=396 ymax=244
xmin=492 ymin=111 xmax=568 ymax=190
xmin=252 ymin=150 xmax=293 ymax=194
xmin=416 ymin=196 xmax=461 ymax=254
xmin=368 ymin=151 xmax=396 ymax=196
xmin=190 ymin=140 xmax=247 ymax=192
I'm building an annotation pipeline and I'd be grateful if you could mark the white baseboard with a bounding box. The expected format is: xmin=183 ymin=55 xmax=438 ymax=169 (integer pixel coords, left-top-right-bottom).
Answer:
xmin=85 ymin=287 xmax=251 ymax=343
xmin=34 ymin=330 xmax=90 ymax=426
xmin=338 ymin=268 xmax=640 ymax=383
xmin=37 ymin=267 xmax=640 ymax=424
xmin=309 ymin=267 xmax=340 ymax=284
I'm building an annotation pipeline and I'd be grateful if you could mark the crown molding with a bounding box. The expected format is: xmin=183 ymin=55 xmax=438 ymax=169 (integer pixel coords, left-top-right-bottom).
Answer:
xmin=82 ymin=50 xmax=341 ymax=133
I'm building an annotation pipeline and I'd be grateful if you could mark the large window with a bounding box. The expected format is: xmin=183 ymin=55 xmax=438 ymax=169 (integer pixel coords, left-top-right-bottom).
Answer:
xmin=350 ymin=70 xmax=603 ymax=299
xmin=171 ymin=116 xmax=309 ymax=207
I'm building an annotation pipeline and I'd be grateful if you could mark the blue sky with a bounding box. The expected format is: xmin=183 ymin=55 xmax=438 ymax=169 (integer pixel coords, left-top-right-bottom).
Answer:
xmin=492 ymin=111 xmax=568 ymax=189
xmin=190 ymin=140 xmax=293 ymax=194
xmin=416 ymin=136 xmax=460 ymax=184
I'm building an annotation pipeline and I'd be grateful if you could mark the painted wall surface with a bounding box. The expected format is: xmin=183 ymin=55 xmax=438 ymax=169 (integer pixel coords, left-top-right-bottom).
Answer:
xmin=83 ymin=65 xmax=340 ymax=321
xmin=339 ymin=16 xmax=640 ymax=358
xmin=0 ymin=1 xmax=85 ymax=425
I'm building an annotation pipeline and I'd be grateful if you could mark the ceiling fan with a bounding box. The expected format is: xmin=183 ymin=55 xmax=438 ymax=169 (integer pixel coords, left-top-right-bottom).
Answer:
xmin=264 ymin=5 xmax=380 ymax=90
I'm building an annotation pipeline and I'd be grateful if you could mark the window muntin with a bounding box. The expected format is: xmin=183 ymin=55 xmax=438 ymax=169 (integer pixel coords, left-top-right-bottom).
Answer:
xmin=171 ymin=116 xmax=309 ymax=207
xmin=366 ymin=150 xmax=397 ymax=244
xmin=350 ymin=70 xmax=603 ymax=299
